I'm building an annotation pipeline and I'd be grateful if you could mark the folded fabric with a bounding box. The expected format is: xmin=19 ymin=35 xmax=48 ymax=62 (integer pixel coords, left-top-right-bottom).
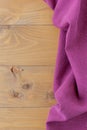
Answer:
xmin=43 ymin=0 xmax=87 ymax=130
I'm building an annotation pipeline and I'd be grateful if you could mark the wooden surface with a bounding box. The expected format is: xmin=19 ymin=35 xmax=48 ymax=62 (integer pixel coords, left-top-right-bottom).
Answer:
xmin=0 ymin=0 xmax=59 ymax=129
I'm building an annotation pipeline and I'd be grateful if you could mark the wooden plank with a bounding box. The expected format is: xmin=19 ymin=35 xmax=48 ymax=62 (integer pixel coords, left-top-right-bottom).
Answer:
xmin=0 ymin=0 xmax=53 ymax=25
xmin=0 ymin=25 xmax=59 ymax=65
xmin=0 ymin=66 xmax=56 ymax=107
xmin=0 ymin=108 xmax=49 ymax=129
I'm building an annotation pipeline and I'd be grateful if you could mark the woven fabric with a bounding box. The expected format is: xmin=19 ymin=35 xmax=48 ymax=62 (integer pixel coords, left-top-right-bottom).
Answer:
xmin=43 ymin=0 xmax=87 ymax=130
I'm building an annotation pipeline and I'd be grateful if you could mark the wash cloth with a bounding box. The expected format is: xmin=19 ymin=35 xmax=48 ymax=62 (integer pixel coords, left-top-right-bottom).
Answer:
xmin=43 ymin=0 xmax=87 ymax=130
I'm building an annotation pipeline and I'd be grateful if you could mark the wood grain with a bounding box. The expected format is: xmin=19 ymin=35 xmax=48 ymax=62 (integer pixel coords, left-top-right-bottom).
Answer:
xmin=0 ymin=65 xmax=56 ymax=107
xmin=0 ymin=25 xmax=59 ymax=65
xmin=0 ymin=108 xmax=49 ymax=129
xmin=0 ymin=0 xmax=58 ymax=129
xmin=0 ymin=0 xmax=53 ymax=25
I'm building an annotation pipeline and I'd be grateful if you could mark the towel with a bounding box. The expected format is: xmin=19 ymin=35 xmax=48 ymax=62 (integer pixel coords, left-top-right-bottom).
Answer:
xmin=43 ymin=0 xmax=87 ymax=130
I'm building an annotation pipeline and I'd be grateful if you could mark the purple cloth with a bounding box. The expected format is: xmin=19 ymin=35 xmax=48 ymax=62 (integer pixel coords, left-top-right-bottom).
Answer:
xmin=43 ymin=0 xmax=87 ymax=130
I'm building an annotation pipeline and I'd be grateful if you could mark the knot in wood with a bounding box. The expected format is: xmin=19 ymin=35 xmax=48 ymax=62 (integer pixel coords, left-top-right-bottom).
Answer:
xmin=10 ymin=89 xmax=23 ymax=98
xmin=46 ymin=90 xmax=55 ymax=99
xmin=22 ymin=83 xmax=32 ymax=90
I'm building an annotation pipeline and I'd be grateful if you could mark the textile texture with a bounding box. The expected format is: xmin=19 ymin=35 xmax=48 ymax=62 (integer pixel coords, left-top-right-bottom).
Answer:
xmin=43 ymin=0 xmax=87 ymax=130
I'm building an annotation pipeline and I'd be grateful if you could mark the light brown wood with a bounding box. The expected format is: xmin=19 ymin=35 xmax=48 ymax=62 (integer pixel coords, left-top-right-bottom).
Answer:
xmin=0 ymin=25 xmax=58 ymax=65
xmin=0 ymin=108 xmax=49 ymax=129
xmin=0 ymin=0 xmax=53 ymax=25
xmin=0 ymin=0 xmax=59 ymax=129
xmin=0 ymin=66 xmax=56 ymax=107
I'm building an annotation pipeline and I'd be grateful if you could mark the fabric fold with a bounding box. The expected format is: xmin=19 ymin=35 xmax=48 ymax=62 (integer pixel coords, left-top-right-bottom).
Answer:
xmin=43 ymin=0 xmax=58 ymax=10
xmin=43 ymin=0 xmax=87 ymax=129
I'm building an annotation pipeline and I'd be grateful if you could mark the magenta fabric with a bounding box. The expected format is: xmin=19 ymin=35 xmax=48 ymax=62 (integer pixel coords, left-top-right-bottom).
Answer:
xmin=43 ymin=0 xmax=87 ymax=130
